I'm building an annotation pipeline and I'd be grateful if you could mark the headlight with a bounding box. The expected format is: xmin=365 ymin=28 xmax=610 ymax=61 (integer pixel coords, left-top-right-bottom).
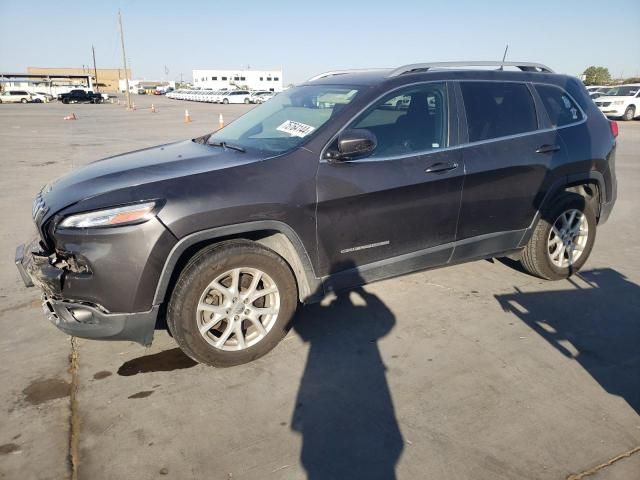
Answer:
xmin=612 ymin=100 xmax=624 ymax=105
xmin=59 ymin=201 xmax=160 ymax=229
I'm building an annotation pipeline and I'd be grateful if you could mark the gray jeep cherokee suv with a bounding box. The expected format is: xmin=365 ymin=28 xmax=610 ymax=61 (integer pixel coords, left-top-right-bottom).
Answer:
xmin=16 ymin=61 xmax=617 ymax=366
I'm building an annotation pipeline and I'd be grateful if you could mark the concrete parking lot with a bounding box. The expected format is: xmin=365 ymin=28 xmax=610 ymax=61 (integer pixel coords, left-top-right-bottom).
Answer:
xmin=1 ymin=97 xmax=638 ymax=480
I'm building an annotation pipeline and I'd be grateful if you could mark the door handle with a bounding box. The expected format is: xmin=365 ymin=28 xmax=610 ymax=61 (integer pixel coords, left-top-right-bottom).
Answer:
xmin=535 ymin=144 xmax=561 ymax=154
xmin=425 ymin=162 xmax=458 ymax=173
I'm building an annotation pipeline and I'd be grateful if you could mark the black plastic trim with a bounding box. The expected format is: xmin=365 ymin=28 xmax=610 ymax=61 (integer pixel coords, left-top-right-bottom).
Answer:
xmin=153 ymin=220 xmax=321 ymax=305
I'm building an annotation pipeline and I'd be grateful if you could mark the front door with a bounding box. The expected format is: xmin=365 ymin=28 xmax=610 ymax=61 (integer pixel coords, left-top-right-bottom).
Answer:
xmin=316 ymin=82 xmax=464 ymax=285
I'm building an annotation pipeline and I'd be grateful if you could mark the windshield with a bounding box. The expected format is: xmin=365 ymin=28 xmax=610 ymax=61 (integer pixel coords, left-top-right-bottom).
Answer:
xmin=208 ymin=85 xmax=359 ymax=154
xmin=604 ymin=86 xmax=639 ymax=96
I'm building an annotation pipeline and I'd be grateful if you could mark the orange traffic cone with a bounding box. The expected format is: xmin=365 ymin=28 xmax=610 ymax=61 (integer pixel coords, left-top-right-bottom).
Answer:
xmin=63 ymin=112 xmax=77 ymax=121
xmin=218 ymin=113 xmax=224 ymax=129
xmin=151 ymin=104 xmax=156 ymax=113
xmin=184 ymin=109 xmax=192 ymax=123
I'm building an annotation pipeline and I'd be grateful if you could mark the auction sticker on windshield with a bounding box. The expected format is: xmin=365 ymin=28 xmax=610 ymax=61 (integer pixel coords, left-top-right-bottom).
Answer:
xmin=276 ymin=120 xmax=316 ymax=138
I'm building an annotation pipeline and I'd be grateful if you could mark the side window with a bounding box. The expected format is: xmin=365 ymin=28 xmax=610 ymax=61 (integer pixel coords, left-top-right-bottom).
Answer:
xmin=535 ymin=84 xmax=583 ymax=127
xmin=348 ymin=82 xmax=448 ymax=158
xmin=460 ymin=82 xmax=538 ymax=142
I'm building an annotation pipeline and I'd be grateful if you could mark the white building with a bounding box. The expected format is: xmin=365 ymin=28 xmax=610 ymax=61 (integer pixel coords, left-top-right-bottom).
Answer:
xmin=118 ymin=79 xmax=176 ymax=94
xmin=192 ymin=69 xmax=283 ymax=92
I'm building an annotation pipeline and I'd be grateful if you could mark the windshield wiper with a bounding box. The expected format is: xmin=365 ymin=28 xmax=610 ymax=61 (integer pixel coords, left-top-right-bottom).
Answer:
xmin=208 ymin=141 xmax=246 ymax=153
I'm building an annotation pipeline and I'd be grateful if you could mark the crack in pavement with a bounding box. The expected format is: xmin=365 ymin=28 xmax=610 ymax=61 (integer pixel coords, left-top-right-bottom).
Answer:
xmin=68 ymin=337 xmax=80 ymax=480
xmin=566 ymin=446 xmax=640 ymax=479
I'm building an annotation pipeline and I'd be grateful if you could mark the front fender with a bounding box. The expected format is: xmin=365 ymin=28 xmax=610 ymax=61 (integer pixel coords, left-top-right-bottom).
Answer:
xmin=152 ymin=220 xmax=322 ymax=305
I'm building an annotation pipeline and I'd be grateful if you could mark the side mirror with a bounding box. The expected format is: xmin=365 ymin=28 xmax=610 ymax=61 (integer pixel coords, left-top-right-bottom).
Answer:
xmin=328 ymin=129 xmax=377 ymax=161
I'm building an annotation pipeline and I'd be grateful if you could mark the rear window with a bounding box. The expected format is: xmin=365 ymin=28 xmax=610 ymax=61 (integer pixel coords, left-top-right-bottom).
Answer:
xmin=460 ymin=82 xmax=538 ymax=142
xmin=534 ymin=84 xmax=583 ymax=127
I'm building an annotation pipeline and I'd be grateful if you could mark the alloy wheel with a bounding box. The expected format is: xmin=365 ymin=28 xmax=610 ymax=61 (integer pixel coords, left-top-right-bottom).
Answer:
xmin=547 ymin=209 xmax=589 ymax=268
xmin=196 ymin=267 xmax=280 ymax=351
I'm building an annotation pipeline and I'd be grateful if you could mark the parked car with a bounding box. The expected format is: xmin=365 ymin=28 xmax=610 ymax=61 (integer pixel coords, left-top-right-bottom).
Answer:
xmin=28 ymin=92 xmax=48 ymax=103
xmin=205 ymin=91 xmax=224 ymax=103
xmin=183 ymin=90 xmax=199 ymax=101
xmin=34 ymin=91 xmax=55 ymax=102
xmin=16 ymin=61 xmax=617 ymax=367
xmin=253 ymin=92 xmax=276 ymax=104
xmin=59 ymin=89 xmax=103 ymax=104
xmin=248 ymin=91 xmax=272 ymax=103
xmin=211 ymin=91 xmax=230 ymax=103
xmin=221 ymin=90 xmax=251 ymax=104
xmin=594 ymin=84 xmax=640 ymax=121
xmin=194 ymin=89 xmax=213 ymax=102
xmin=0 ymin=90 xmax=32 ymax=103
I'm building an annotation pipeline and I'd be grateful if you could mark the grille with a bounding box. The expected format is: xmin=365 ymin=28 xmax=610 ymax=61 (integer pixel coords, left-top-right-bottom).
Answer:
xmin=598 ymin=102 xmax=611 ymax=107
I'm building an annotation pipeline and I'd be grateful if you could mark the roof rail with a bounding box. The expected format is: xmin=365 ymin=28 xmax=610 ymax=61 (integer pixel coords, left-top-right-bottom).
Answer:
xmin=307 ymin=68 xmax=389 ymax=82
xmin=388 ymin=61 xmax=554 ymax=77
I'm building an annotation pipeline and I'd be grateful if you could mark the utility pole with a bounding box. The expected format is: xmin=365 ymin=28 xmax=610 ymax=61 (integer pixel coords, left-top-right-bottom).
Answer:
xmin=91 ymin=45 xmax=99 ymax=93
xmin=118 ymin=9 xmax=132 ymax=109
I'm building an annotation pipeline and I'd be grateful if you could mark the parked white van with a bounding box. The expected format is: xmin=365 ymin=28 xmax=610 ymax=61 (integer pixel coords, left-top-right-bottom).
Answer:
xmin=0 ymin=90 xmax=33 ymax=104
xmin=595 ymin=84 xmax=640 ymax=121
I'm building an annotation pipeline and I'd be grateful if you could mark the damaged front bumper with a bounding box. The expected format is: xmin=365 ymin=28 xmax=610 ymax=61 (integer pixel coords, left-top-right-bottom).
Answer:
xmin=15 ymin=238 xmax=158 ymax=346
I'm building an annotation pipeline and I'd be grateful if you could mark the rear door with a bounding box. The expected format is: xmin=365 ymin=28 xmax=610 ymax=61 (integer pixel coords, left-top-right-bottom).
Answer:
xmin=452 ymin=80 xmax=569 ymax=260
xmin=316 ymin=81 xmax=464 ymax=281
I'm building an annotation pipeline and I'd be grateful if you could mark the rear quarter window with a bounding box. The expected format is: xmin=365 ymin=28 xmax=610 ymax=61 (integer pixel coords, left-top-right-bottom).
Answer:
xmin=534 ymin=84 xmax=583 ymax=127
xmin=460 ymin=81 xmax=538 ymax=142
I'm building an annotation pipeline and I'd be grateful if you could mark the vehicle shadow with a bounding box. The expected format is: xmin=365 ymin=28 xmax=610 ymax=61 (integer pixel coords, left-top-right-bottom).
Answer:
xmin=291 ymin=264 xmax=403 ymax=479
xmin=495 ymin=268 xmax=640 ymax=414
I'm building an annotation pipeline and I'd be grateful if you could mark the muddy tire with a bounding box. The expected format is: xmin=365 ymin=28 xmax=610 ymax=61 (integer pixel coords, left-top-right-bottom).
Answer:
xmin=167 ymin=240 xmax=298 ymax=367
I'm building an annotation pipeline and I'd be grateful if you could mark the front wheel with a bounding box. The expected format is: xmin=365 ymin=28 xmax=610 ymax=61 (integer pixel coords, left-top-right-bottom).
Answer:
xmin=21 ymin=98 xmax=28 ymax=104
xmin=520 ymin=192 xmax=596 ymax=280
xmin=623 ymin=106 xmax=635 ymax=121
xmin=244 ymin=98 xmax=250 ymax=104
xmin=167 ymin=240 xmax=298 ymax=367
xmin=222 ymin=98 xmax=229 ymax=104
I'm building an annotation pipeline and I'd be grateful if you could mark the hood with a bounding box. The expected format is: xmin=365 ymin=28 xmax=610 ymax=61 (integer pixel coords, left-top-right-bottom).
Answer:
xmin=39 ymin=140 xmax=263 ymax=222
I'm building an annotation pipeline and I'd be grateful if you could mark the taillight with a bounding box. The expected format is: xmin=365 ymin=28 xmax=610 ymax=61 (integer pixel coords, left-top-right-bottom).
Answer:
xmin=610 ymin=120 xmax=619 ymax=138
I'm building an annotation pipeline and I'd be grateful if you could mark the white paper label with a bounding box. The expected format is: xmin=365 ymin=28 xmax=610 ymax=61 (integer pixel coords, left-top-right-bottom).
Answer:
xmin=276 ymin=120 xmax=315 ymax=138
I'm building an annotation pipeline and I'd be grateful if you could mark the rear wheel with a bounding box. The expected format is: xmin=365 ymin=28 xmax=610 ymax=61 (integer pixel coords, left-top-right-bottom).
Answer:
xmin=167 ymin=240 xmax=298 ymax=367
xmin=520 ymin=192 xmax=596 ymax=280
xmin=623 ymin=106 xmax=635 ymax=121
xmin=222 ymin=98 xmax=229 ymax=104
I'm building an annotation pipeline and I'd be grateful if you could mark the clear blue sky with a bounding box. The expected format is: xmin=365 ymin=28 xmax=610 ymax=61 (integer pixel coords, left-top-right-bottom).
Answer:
xmin=1 ymin=0 xmax=638 ymax=84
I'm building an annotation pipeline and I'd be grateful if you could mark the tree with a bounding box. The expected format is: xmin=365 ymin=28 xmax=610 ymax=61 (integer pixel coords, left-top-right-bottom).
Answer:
xmin=583 ymin=66 xmax=611 ymax=85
